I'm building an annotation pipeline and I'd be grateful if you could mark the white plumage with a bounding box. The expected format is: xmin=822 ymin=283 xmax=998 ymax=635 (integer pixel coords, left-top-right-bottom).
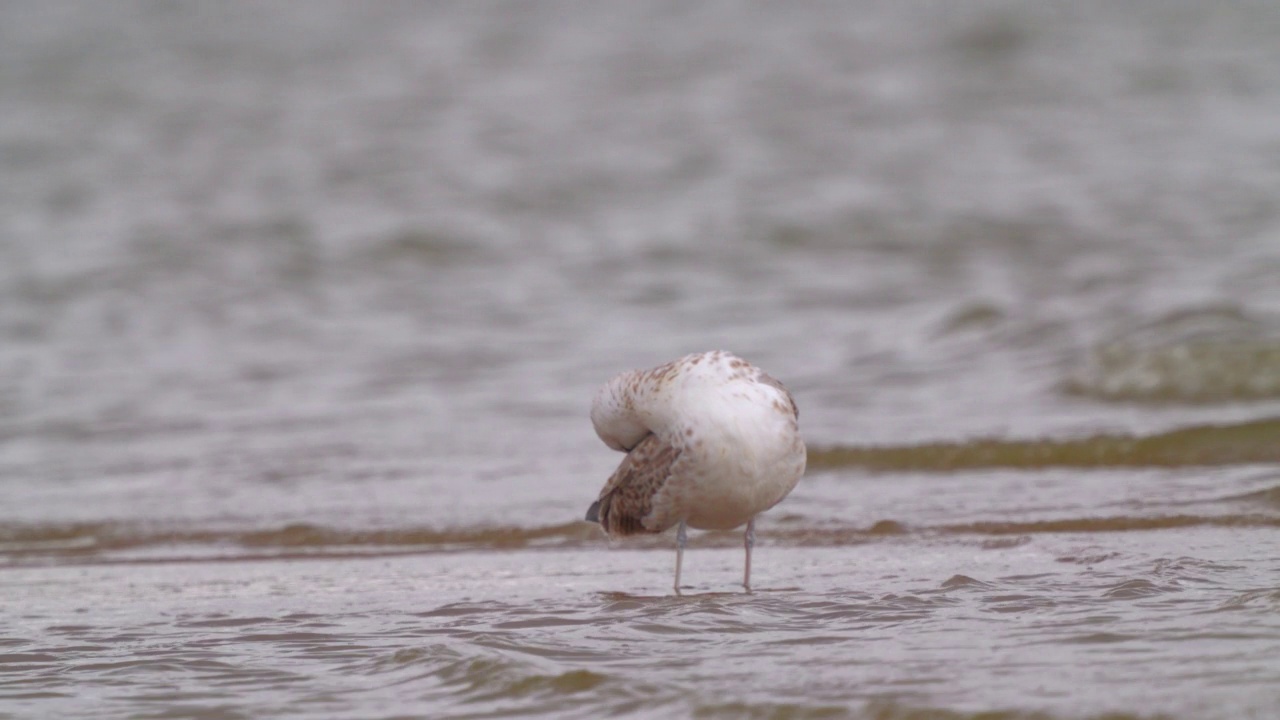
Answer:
xmin=585 ymin=351 xmax=806 ymax=592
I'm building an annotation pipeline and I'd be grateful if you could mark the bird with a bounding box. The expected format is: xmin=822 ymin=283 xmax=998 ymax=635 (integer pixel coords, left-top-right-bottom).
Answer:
xmin=585 ymin=350 xmax=806 ymax=593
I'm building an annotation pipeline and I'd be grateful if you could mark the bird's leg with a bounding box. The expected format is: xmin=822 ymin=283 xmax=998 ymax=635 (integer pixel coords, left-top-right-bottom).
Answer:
xmin=743 ymin=517 xmax=756 ymax=591
xmin=674 ymin=519 xmax=687 ymax=595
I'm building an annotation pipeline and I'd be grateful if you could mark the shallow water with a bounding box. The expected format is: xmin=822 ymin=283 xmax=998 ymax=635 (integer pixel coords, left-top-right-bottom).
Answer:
xmin=6 ymin=533 xmax=1280 ymax=719
xmin=4 ymin=2 xmax=1280 ymax=718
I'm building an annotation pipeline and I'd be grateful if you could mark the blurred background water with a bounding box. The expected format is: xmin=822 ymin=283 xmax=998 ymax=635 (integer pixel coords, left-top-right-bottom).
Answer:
xmin=2 ymin=2 xmax=1280 ymax=719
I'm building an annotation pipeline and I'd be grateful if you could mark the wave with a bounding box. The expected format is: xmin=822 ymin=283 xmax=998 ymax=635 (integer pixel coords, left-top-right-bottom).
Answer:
xmin=807 ymin=418 xmax=1280 ymax=471
xmin=696 ymin=699 xmax=1165 ymax=720
xmin=1063 ymin=306 xmax=1280 ymax=404
xmin=5 ymin=513 xmax=1279 ymax=568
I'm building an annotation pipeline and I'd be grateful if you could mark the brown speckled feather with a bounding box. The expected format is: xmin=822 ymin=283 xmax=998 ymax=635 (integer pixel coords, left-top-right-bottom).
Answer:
xmin=588 ymin=433 xmax=681 ymax=537
xmin=757 ymin=371 xmax=799 ymax=420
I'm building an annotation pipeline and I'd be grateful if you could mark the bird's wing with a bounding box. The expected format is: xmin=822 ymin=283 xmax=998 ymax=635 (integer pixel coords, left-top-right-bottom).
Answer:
xmin=588 ymin=433 xmax=682 ymax=536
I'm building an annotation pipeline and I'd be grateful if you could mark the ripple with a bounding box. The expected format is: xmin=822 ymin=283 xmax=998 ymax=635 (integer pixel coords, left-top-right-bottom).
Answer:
xmin=808 ymin=419 xmax=1280 ymax=471
xmin=1064 ymin=307 xmax=1280 ymax=404
xmin=1103 ymin=579 xmax=1175 ymax=599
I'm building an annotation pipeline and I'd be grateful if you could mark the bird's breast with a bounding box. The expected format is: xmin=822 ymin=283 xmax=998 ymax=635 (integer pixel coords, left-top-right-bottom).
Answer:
xmin=677 ymin=423 xmax=805 ymax=531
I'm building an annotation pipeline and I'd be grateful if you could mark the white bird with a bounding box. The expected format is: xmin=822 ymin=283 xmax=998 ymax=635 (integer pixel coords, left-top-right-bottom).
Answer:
xmin=585 ymin=351 xmax=806 ymax=592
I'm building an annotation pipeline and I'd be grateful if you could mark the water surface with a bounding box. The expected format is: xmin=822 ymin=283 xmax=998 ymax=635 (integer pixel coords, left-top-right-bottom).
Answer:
xmin=3 ymin=2 xmax=1280 ymax=718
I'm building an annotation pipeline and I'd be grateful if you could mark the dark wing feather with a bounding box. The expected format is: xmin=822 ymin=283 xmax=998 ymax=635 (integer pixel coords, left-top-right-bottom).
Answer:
xmin=587 ymin=433 xmax=681 ymax=536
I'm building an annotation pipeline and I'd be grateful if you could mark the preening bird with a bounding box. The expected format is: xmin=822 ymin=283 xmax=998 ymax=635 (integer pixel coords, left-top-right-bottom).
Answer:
xmin=585 ymin=351 xmax=806 ymax=592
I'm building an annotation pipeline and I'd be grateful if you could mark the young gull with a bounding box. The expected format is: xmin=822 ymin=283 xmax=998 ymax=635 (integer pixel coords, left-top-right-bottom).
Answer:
xmin=585 ymin=351 xmax=806 ymax=592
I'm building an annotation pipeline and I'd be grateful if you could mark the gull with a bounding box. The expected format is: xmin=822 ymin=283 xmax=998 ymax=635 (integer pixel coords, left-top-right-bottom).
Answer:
xmin=585 ymin=351 xmax=806 ymax=592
